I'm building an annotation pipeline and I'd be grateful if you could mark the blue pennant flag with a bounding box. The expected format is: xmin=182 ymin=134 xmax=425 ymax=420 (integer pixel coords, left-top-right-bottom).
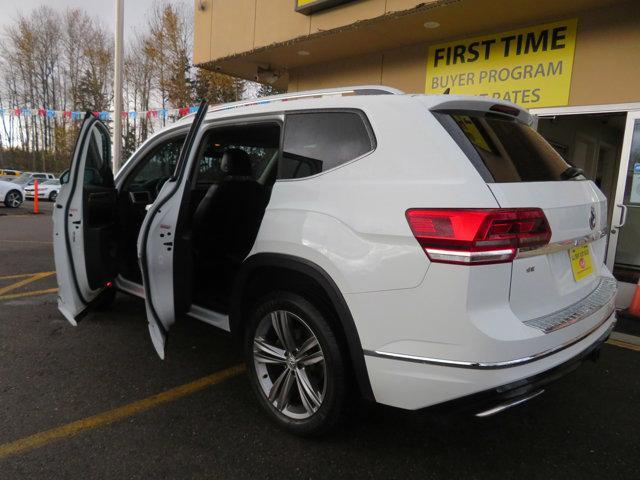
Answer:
xmin=189 ymin=106 xmax=198 ymax=114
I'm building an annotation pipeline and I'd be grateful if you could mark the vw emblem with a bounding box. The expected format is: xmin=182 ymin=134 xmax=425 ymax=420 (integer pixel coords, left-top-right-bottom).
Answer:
xmin=589 ymin=206 xmax=597 ymax=230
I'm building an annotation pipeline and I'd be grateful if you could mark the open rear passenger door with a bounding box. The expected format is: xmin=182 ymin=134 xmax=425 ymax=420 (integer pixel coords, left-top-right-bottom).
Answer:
xmin=53 ymin=114 xmax=117 ymax=325
xmin=137 ymin=101 xmax=209 ymax=358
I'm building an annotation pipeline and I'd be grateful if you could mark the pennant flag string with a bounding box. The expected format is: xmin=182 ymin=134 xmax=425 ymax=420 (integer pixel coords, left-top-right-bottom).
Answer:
xmin=0 ymin=106 xmax=200 ymax=121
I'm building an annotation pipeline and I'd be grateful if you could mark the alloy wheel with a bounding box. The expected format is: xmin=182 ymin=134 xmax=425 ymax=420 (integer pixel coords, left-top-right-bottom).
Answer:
xmin=6 ymin=191 xmax=21 ymax=208
xmin=253 ymin=310 xmax=326 ymax=420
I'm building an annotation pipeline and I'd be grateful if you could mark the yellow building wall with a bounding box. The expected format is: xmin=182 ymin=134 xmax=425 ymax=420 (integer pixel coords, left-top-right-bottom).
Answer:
xmin=287 ymin=2 xmax=640 ymax=107
xmin=194 ymin=0 xmax=439 ymax=61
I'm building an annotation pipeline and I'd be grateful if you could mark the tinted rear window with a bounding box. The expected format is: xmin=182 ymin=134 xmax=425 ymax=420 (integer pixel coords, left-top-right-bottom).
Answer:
xmin=436 ymin=111 xmax=572 ymax=183
xmin=279 ymin=111 xmax=374 ymax=180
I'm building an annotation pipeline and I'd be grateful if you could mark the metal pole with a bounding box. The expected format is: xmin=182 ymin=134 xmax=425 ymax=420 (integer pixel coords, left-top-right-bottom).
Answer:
xmin=112 ymin=0 xmax=124 ymax=173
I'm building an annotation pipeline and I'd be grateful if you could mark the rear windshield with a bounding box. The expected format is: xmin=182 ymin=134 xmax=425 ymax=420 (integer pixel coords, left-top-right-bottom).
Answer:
xmin=435 ymin=111 xmax=573 ymax=183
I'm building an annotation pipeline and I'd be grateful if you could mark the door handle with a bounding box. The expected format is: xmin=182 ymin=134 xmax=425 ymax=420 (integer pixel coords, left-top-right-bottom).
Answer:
xmin=614 ymin=204 xmax=628 ymax=228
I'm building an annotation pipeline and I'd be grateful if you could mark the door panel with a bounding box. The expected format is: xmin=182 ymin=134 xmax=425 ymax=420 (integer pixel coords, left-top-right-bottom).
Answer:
xmin=53 ymin=116 xmax=116 ymax=324
xmin=609 ymin=114 xmax=640 ymax=288
xmin=117 ymin=135 xmax=187 ymax=284
xmin=137 ymin=102 xmax=209 ymax=359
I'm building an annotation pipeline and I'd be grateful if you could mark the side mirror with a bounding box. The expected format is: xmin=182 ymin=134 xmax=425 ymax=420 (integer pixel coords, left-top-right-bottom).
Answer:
xmin=59 ymin=170 xmax=70 ymax=185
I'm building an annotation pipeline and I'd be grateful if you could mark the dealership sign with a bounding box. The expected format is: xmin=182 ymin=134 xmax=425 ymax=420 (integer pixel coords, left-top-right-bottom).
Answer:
xmin=295 ymin=0 xmax=355 ymax=15
xmin=425 ymin=19 xmax=578 ymax=108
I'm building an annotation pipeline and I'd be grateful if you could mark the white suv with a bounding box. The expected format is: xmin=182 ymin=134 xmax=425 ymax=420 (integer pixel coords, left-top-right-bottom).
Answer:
xmin=53 ymin=87 xmax=617 ymax=435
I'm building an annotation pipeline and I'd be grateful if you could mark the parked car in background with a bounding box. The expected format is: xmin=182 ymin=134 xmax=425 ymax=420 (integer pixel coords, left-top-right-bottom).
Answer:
xmin=0 ymin=169 xmax=22 ymax=177
xmin=54 ymin=87 xmax=617 ymax=435
xmin=24 ymin=179 xmax=61 ymax=201
xmin=0 ymin=178 xmax=25 ymax=208
xmin=11 ymin=172 xmax=57 ymax=189
xmin=13 ymin=172 xmax=56 ymax=184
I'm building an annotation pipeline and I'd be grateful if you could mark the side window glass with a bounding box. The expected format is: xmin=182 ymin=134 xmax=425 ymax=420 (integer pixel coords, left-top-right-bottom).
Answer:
xmin=126 ymin=136 xmax=186 ymax=191
xmin=280 ymin=111 xmax=374 ymax=180
xmin=195 ymin=123 xmax=281 ymax=184
xmin=197 ymin=145 xmax=278 ymax=183
xmin=84 ymin=125 xmax=112 ymax=187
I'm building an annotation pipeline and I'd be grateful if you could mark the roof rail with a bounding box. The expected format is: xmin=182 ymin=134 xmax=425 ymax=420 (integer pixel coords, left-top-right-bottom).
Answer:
xmin=180 ymin=85 xmax=404 ymax=120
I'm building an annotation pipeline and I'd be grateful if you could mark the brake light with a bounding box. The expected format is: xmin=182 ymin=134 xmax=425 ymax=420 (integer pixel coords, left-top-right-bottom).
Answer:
xmin=405 ymin=208 xmax=551 ymax=265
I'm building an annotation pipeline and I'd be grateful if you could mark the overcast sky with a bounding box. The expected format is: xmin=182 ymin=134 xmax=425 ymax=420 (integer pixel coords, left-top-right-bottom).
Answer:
xmin=0 ymin=0 xmax=191 ymax=41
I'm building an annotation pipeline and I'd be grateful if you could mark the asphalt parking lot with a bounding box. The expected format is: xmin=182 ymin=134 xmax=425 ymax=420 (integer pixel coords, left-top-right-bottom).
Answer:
xmin=1 ymin=200 xmax=639 ymax=479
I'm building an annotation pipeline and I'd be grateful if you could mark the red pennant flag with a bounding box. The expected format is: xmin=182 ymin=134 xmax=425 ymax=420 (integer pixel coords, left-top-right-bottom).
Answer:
xmin=121 ymin=111 xmax=128 ymax=119
xmin=38 ymin=108 xmax=46 ymax=117
xmin=178 ymin=107 xmax=189 ymax=117
xmin=63 ymin=111 xmax=72 ymax=119
xmin=92 ymin=111 xmax=99 ymax=118
xmin=14 ymin=108 xmax=20 ymax=116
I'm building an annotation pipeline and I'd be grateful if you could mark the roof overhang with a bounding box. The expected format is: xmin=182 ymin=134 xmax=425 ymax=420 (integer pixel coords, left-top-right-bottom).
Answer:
xmin=196 ymin=0 xmax=624 ymax=90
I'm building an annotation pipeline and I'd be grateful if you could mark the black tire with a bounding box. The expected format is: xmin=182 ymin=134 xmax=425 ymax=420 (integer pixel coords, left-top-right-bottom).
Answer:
xmin=4 ymin=190 xmax=22 ymax=208
xmin=49 ymin=191 xmax=58 ymax=202
xmin=244 ymin=290 xmax=348 ymax=436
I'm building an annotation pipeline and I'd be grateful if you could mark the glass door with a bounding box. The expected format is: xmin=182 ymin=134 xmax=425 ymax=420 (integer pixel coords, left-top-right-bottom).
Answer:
xmin=606 ymin=111 xmax=640 ymax=289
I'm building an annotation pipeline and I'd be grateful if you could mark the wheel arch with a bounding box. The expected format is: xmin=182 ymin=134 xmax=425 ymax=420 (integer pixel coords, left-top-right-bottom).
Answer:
xmin=231 ymin=252 xmax=374 ymax=401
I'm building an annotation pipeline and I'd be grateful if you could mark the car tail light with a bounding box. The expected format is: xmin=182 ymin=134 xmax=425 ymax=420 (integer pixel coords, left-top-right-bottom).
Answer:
xmin=405 ymin=208 xmax=551 ymax=265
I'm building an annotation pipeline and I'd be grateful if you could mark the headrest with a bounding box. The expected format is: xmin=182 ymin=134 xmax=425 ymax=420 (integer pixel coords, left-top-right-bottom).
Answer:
xmin=220 ymin=148 xmax=252 ymax=177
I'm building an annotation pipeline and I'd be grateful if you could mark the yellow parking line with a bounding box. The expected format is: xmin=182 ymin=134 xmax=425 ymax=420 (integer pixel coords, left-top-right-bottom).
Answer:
xmin=0 ymin=271 xmax=54 ymax=281
xmin=0 ymin=271 xmax=55 ymax=297
xmin=607 ymin=338 xmax=640 ymax=352
xmin=0 ymin=240 xmax=53 ymax=245
xmin=0 ymin=364 xmax=245 ymax=460
xmin=0 ymin=288 xmax=58 ymax=301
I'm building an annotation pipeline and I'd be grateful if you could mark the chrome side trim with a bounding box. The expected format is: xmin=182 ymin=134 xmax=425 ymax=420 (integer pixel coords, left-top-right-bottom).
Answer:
xmin=426 ymin=247 xmax=514 ymax=264
xmin=523 ymin=277 xmax=617 ymax=333
xmin=115 ymin=274 xmax=145 ymax=299
xmin=364 ymin=310 xmax=615 ymax=370
xmin=187 ymin=304 xmax=230 ymax=332
xmin=516 ymin=228 xmax=607 ymax=259
xmin=475 ymin=389 xmax=545 ymax=417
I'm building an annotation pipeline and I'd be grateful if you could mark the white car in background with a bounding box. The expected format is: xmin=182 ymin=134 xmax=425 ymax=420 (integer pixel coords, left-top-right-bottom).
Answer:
xmin=0 ymin=178 xmax=25 ymax=208
xmin=24 ymin=179 xmax=61 ymax=201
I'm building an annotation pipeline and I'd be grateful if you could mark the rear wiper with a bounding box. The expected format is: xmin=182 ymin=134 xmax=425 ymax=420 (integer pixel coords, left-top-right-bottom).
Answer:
xmin=560 ymin=166 xmax=585 ymax=180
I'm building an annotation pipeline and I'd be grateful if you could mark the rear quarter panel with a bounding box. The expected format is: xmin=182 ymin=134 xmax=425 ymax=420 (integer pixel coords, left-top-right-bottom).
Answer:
xmin=251 ymin=96 xmax=500 ymax=294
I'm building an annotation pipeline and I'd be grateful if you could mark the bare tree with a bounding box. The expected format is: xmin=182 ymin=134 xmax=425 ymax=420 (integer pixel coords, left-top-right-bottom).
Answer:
xmin=0 ymin=0 xmax=251 ymax=173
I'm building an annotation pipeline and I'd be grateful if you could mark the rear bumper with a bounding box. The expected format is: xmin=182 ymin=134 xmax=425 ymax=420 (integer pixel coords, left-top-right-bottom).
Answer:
xmin=364 ymin=311 xmax=616 ymax=410
xmin=427 ymin=318 xmax=614 ymax=416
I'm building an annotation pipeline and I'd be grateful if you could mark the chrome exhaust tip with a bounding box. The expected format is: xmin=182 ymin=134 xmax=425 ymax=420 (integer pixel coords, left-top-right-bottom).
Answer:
xmin=475 ymin=389 xmax=545 ymax=418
